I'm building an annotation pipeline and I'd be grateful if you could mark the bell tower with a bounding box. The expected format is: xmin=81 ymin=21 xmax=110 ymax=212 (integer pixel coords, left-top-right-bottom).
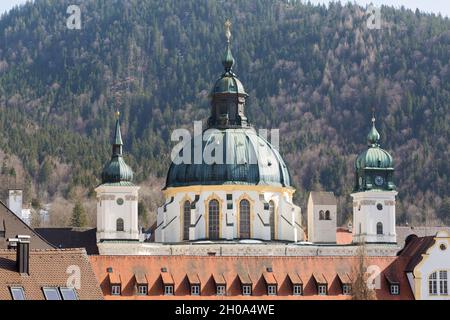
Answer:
xmin=351 ymin=115 xmax=397 ymax=244
xmin=96 ymin=111 xmax=140 ymax=242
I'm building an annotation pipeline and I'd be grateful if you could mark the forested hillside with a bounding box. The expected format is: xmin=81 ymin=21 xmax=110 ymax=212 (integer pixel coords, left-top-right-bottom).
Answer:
xmin=0 ymin=0 xmax=448 ymax=227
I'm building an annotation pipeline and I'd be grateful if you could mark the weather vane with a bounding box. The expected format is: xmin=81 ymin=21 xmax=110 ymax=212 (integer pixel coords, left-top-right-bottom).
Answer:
xmin=224 ymin=19 xmax=232 ymax=43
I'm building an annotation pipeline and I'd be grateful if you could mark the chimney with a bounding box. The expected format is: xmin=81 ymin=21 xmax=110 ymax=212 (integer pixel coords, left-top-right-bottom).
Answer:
xmin=16 ymin=235 xmax=30 ymax=275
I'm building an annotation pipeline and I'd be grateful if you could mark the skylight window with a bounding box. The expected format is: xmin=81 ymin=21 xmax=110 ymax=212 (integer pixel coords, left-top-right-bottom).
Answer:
xmin=60 ymin=287 xmax=78 ymax=300
xmin=10 ymin=287 xmax=25 ymax=300
xmin=43 ymin=287 xmax=62 ymax=300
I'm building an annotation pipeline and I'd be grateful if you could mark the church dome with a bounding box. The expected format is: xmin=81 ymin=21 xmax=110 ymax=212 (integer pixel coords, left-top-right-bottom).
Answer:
xmin=165 ymin=22 xmax=292 ymax=189
xmin=165 ymin=128 xmax=291 ymax=188
xmin=355 ymin=117 xmax=394 ymax=170
xmin=101 ymin=113 xmax=134 ymax=185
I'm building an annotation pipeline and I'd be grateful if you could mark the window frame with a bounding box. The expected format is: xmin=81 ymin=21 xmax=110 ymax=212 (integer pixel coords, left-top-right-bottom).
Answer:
xmin=208 ymin=199 xmax=220 ymax=240
xmin=429 ymin=272 xmax=438 ymax=295
xmin=390 ymin=284 xmax=400 ymax=295
xmin=116 ymin=218 xmax=124 ymax=232
xmin=318 ymin=284 xmax=327 ymax=295
xmin=342 ymin=284 xmax=352 ymax=295
xmin=111 ymin=284 xmax=121 ymax=296
xmin=269 ymin=201 xmax=275 ymax=240
xmin=191 ymin=284 xmax=200 ymax=296
xmin=137 ymin=285 xmax=148 ymax=296
xmin=216 ymin=285 xmax=226 ymax=296
xmin=183 ymin=201 xmax=191 ymax=241
xmin=10 ymin=286 xmax=26 ymax=300
xmin=42 ymin=287 xmax=62 ymax=300
xmin=267 ymin=284 xmax=277 ymax=296
xmin=164 ymin=285 xmax=174 ymax=296
xmin=239 ymin=199 xmax=251 ymax=239
xmin=242 ymin=284 xmax=252 ymax=296
xmin=439 ymin=270 xmax=448 ymax=296
xmin=376 ymin=222 xmax=383 ymax=235
xmin=293 ymin=284 xmax=303 ymax=296
xmin=59 ymin=287 xmax=78 ymax=300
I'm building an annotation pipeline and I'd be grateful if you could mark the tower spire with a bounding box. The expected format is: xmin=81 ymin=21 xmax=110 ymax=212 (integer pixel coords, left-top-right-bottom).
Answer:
xmin=113 ymin=110 xmax=123 ymax=155
xmin=222 ymin=19 xmax=235 ymax=73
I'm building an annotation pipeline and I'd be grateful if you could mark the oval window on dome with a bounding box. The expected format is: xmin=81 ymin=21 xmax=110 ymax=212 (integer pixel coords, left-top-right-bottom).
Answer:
xmin=117 ymin=198 xmax=124 ymax=206
xmin=377 ymin=203 xmax=383 ymax=211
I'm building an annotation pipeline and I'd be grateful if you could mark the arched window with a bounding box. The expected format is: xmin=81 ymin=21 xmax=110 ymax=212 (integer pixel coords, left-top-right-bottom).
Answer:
xmin=376 ymin=222 xmax=383 ymax=235
xmin=429 ymin=272 xmax=437 ymax=295
xmin=269 ymin=201 xmax=275 ymax=240
xmin=319 ymin=210 xmax=325 ymax=220
xmin=239 ymin=199 xmax=251 ymax=239
xmin=208 ymin=200 xmax=220 ymax=240
xmin=116 ymin=218 xmax=124 ymax=232
xmin=183 ymin=201 xmax=191 ymax=241
xmin=325 ymin=210 xmax=331 ymax=220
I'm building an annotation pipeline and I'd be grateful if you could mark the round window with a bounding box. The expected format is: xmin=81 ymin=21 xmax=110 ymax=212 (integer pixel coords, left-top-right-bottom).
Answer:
xmin=440 ymin=243 xmax=447 ymax=251
xmin=116 ymin=198 xmax=124 ymax=206
xmin=377 ymin=203 xmax=383 ymax=211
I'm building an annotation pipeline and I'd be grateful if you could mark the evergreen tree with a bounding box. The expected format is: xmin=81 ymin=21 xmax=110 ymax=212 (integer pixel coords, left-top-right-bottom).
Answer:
xmin=71 ymin=201 xmax=88 ymax=228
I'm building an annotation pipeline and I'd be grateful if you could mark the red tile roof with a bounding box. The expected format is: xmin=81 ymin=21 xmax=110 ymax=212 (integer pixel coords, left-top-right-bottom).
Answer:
xmin=263 ymin=272 xmax=277 ymax=285
xmin=398 ymin=234 xmax=436 ymax=272
xmin=0 ymin=248 xmax=103 ymax=300
xmin=336 ymin=228 xmax=353 ymax=245
xmin=89 ymin=255 xmax=414 ymax=300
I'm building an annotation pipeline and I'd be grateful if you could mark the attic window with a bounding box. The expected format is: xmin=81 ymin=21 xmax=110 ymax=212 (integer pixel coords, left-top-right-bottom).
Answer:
xmin=267 ymin=285 xmax=277 ymax=296
xmin=191 ymin=284 xmax=200 ymax=296
xmin=293 ymin=284 xmax=303 ymax=296
xmin=242 ymin=285 xmax=252 ymax=296
xmin=342 ymin=284 xmax=352 ymax=295
xmin=43 ymin=287 xmax=62 ymax=300
xmin=111 ymin=285 xmax=121 ymax=296
xmin=60 ymin=287 xmax=78 ymax=300
xmin=318 ymin=285 xmax=327 ymax=295
xmin=390 ymin=284 xmax=400 ymax=295
xmin=216 ymin=285 xmax=226 ymax=296
xmin=164 ymin=285 xmax=174 ymax=296
xmin=137 ymin=285 xmax=148 ymax=296
xmin=10 ymin=287 xmax=25 ymax=300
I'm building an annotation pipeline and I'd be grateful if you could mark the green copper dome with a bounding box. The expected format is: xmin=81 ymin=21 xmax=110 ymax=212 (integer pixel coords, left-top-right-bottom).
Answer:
xmin=356 ymin=117 xmax=393 ymax=170
xmin=165 ymin=128 xmax=292 ymax=188
xmin=101 ymin=114 xmax=134 ymax=185
xmin=166 ymin=21 xmax=292 ymax=189
xmin=354 ymin=116 xmax=395 ymax=192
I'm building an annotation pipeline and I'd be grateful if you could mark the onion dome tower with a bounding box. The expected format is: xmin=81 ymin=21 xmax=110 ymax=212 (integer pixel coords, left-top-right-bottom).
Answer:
xmin=157 ymin=20 xmax=303 ymax=243
xmin=96 ymin=111 xmax=140 ymax=243
xmin=351 ymin=114 xmax=397 ymax=244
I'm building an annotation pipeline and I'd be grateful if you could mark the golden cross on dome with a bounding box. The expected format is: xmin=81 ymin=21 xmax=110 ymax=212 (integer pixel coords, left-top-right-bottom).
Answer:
xmin=224 ymin=19 xmax=232 ymax=43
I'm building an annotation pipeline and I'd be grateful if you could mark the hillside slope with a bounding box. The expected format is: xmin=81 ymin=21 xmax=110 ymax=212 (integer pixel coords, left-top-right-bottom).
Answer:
xmin=0 ymin=0 xmax=448 ymax=225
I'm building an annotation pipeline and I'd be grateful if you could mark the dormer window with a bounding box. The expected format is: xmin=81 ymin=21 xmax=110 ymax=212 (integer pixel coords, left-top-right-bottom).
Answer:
xmin=390 ymin=284 xmax=400 ymax=295
xmin=216 ymin=285 xmax=226 ymax=296
xmin=267 ymin=285 xmax=277 ymax=296
xmin=242 ymin=285 xmax=252 ymax=296
xmin=111 ymin=285 xmax=121 ymax=296
xmin=293 ymin=284 xmax=303 ymax=296
xmin=342 ymin=284 xmax=352 ymax=295
xmin=137 ymin=285 xmax=148 ymax=296
xmin=318 ymin=284 xmax=327 ymax=295
xmin=164 ymin=285 xmax=174 ymax=296
xmin=191 ymin=284 xmax=200 ymax=296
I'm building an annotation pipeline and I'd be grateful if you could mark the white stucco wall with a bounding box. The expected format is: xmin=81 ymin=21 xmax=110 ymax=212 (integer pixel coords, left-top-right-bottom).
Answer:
xmin=414 ymin=232 xmax=450 ymax=300
xmin=351 ymin=191 xmax=397 ymax=243
xmin=155 ymin=187 xmax=304 ymax=243
xmin=307 ymin=197 xmax=337 ymax=243
xmin=96 ymin=185 xmax=140 ymax=242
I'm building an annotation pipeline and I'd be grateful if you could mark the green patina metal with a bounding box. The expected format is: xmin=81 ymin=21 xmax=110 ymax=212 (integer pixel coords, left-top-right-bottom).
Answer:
xmin=354 ymin=117 xmax=395 ymax=192
xmin=165 ymin=128 xmax=291 ymax=188
xmin=166 ymin=21 xmax=292 ymax=189
xmin=101 ymin=115 xmax=134 ymax=185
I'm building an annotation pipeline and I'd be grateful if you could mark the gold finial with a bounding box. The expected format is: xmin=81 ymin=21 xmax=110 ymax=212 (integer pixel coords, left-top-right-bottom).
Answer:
xmin=224 ymin=19 xmax=232 ymax=43
xmin=371 ymin=107 xmax=376 ymax=123
xmin=115 ymin=110 xmax=120 ymax=119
